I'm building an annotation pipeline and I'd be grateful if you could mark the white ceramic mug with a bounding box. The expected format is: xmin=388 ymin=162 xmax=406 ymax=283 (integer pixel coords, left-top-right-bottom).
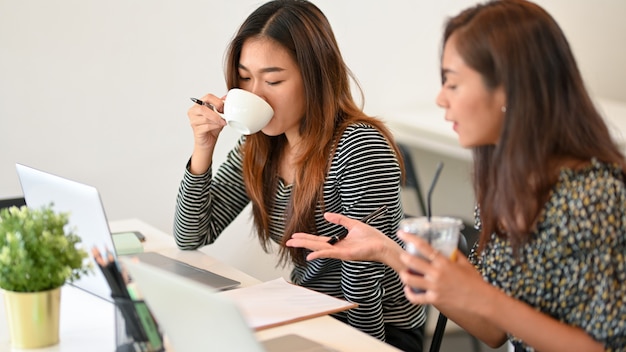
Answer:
xmin=220 ymin=89 xmax=274 ymax=135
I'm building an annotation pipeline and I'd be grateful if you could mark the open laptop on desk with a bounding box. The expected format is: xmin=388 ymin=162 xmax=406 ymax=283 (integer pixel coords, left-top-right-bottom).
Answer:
xmin=121 ymin=258 xmax=336 ymax=352
xmin=15 ymin=163 xmax=240 ymax=302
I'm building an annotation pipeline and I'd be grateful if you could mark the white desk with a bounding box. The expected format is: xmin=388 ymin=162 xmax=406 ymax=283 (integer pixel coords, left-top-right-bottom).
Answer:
xmin=0 ymin=219 xmax=399 ymax=352
xmin=387 ymin=98 xmax=626 ymax=160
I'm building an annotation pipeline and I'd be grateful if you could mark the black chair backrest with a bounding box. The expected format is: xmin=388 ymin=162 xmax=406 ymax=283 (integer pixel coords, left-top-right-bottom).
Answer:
xmin=398 ymin=143 xmax=428 ymax=217
xmin=0 ymin=197 xmax=26 ymax=211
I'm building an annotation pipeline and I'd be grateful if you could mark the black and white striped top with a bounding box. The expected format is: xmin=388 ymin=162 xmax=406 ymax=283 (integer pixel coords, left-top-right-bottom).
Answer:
xmin=174 ymin=123 xmax=425 ymax=341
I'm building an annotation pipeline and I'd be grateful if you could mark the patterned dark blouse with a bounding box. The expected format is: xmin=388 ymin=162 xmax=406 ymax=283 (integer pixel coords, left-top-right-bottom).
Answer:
xmin=469 ymin=159 xmax=626 ymax=351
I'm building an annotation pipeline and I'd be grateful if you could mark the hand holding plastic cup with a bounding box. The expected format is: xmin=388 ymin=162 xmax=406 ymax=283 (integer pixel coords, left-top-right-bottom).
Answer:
xmin=191 ymin=88 xmax=274 ymax=135
xmin=399 ymin=216 xmax=463 ymax=293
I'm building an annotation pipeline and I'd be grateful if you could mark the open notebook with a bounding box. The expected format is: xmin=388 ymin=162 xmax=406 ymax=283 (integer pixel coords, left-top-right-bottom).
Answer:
xmin=121 ymin=258 xmax=338 ymax=352
xmin=15 ymin=163 xmax=240 ymax=302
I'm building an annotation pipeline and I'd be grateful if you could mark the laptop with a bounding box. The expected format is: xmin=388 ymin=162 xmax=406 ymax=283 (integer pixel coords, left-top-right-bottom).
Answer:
xmin=15 ymin=163 xmax=240 ymax=302
xmin=121 ymin=257 xmax=336 ymax=352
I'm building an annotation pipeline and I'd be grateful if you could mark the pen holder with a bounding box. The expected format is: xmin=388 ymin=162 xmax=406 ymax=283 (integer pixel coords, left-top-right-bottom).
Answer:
xmin=113 ymin=296 xmax=164 ymax=352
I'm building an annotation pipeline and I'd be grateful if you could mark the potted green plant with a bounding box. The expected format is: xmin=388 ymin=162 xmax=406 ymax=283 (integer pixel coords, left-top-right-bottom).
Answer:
xmin=0 ymin=204 xmax=92 ymax=349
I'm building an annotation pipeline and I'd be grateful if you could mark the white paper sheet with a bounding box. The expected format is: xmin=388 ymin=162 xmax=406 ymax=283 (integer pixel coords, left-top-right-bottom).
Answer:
xmin=218 ymin=278 xmax=357 ymax=330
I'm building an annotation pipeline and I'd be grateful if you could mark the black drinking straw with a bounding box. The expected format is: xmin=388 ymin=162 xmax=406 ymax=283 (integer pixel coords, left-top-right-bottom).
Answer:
xmin=426 ymin=162 xmax=444 ymax=221
xmin=408 ymin=161 xmax=445 ymax=297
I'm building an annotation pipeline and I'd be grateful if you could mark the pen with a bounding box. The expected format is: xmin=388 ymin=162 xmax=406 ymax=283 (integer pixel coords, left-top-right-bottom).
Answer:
xmin=190 ymin=97 xmax=215 ymax=110
xmin=327 ymin=205 xmax=388 ymax=245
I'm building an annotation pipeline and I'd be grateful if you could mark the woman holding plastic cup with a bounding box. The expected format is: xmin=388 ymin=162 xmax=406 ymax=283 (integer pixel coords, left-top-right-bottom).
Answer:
xmin=174 ymin=1 xmax=425 ymax=350
xmin=288 ymin=1 xmax=626 ymax=351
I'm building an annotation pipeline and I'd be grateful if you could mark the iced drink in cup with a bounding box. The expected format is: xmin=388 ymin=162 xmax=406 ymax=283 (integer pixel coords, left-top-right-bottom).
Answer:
xmin=399 ymin=216 xmax=463 ymax=293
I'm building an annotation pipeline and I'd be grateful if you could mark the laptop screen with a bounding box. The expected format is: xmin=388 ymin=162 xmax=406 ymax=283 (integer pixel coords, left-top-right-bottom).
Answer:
xmin=15 ymin=163 xmax=240 ymax=302
xmin=16 ymin=163 xmax=117 ymax=302
xmin=121 ymin=259 xmax=335 ymax=352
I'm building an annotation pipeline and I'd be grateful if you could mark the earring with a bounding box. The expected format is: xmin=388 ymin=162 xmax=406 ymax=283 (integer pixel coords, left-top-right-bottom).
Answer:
xmin=501 ymin=106 xmax=507 ymax=113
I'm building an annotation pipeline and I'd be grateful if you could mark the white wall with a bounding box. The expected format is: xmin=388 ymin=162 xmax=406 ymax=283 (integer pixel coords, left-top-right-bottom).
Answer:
xmin=2 ymin=0 xmax=625 ymax=281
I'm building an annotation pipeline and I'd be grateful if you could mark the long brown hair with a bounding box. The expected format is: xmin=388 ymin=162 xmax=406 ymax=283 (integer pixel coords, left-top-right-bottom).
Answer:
xmin=225 ymin=0 xmax=402 ymax=266
xmin=443 ymin=0 xmax=625 ymax=251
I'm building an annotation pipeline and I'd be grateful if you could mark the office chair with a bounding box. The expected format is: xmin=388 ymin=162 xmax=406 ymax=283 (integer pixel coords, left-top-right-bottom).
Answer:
xmin=397 ymin=143 xmax=481 ymax=352
xmin=399 ymin=143 xmax=428 ymax=218
xmin=0 ymin=197 xmax=26 ymax=211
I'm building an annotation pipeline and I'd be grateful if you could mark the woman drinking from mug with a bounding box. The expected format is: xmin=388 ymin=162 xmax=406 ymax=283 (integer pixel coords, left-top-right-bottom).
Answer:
xmin=173 ymin=1 xmax=425 ymax=350
xmin=287 ymin=0 xmax=626 ymax=351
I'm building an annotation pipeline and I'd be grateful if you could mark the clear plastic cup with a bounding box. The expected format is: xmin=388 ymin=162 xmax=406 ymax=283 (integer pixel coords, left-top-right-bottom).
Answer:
xmin=399 ymin=216 xmax=463 ymax=293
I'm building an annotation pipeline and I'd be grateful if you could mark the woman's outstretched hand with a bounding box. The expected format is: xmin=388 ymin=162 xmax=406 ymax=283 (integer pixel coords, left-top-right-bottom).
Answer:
xmin=287 ymin=212 xmax=404 ymax=270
